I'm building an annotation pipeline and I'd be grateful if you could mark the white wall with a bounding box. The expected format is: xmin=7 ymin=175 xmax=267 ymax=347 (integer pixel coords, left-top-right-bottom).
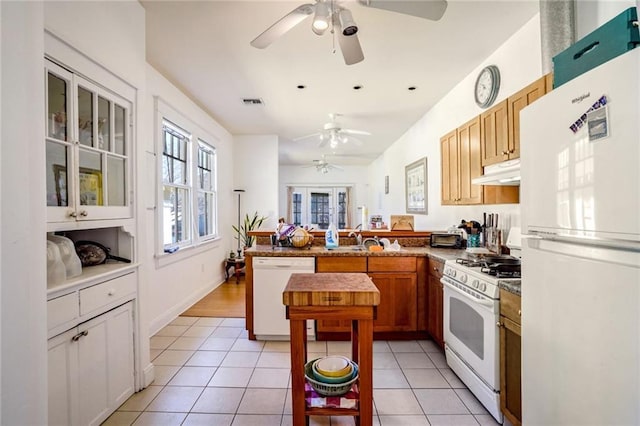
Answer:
xmin=233 ymin=135 xmax=279 ymax=233
xmin=1 ymin=3 xmax=47 ymax=424
xmin=576 ymin=0 xmax=637 ymax=39
xmin=366 ymin=15 xmax=543 ymax=234
xmin=279 ymin=164 xmax=370 ymax=228
xmin=144 ymin=66 xmax=236 ymax=335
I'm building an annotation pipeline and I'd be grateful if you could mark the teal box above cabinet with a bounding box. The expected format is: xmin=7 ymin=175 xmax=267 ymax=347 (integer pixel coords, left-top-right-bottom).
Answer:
xmin=553 ymin=7 xmax=639 ymax=88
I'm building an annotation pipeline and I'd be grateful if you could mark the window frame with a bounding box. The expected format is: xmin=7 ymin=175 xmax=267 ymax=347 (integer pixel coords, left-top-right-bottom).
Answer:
xmin=155 ymin=98 xmax=219 ymax=255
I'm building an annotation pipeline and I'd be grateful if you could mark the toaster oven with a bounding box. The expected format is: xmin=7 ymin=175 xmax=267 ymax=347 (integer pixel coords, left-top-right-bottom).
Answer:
xmin=430 ymin=233 xmax=463 ymax=248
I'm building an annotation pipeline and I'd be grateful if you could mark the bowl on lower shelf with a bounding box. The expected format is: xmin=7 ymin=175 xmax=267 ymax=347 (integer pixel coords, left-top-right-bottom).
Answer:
xmin=305 ymin=359 xmax=359 ymax=396
xmin=314 ymin=355 xmax=351 ymax=377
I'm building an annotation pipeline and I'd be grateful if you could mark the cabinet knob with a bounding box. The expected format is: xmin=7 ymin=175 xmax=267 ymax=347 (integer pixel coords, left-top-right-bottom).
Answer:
xmin=68 ymin=211 xmax=78 ymax=218
xmin=509 ymin=149 xmax=515 ymax=154
xmin=79 ymin=210 xmax=88 ymax=217
xmin=518 ymin=309 xmax=521 ymax=316
xmin=496 ymin=321 xmax=502 ymax=328
xmin=108 ymin=288 xmax=116 ymax=296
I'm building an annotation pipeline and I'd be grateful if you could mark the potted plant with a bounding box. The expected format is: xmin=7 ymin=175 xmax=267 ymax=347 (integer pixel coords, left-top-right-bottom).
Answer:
xmin=233 ymin=211 xmax=267 ymax=253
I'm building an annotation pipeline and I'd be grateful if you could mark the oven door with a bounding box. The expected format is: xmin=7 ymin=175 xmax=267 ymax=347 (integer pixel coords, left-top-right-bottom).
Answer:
xmin=442 ymin=276 xmax=500 ymax=390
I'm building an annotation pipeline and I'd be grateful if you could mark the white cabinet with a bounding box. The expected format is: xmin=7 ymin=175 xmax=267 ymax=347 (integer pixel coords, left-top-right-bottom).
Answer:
xmin=45 ymin=59 xmax=133 ymax=226
xmin=48 ymin=301 xmax=134 ymax=426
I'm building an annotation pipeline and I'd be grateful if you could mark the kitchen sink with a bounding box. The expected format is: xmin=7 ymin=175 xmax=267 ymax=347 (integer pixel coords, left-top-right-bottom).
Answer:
xmin=324 ymin=246 xmax=366 ymax=252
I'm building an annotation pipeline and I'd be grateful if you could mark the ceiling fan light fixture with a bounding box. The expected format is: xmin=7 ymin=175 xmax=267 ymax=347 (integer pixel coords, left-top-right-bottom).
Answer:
xmin=338 ymin=9 xmax=358 ymax=36
xmin=312 ymin=1 xmax=330 ymax=35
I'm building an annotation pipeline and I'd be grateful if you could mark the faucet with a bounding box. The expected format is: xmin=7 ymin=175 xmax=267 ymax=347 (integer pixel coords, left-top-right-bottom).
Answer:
xmin=348 ymin=230 xmax=363 ymax=247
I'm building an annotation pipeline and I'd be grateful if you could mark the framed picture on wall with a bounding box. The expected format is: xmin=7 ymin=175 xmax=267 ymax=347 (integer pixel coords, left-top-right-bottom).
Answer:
xmin=405 ymin=157 xmax=427 ymax=215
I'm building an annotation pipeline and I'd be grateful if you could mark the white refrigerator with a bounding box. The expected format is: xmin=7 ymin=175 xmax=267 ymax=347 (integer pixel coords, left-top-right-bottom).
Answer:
xmin=520 ymin=48 xmax=640 ymax=425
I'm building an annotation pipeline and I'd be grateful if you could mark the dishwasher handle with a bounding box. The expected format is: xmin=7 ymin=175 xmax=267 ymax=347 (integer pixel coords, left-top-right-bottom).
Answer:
xmin=253 ymin=257 xmax=315 ymax=270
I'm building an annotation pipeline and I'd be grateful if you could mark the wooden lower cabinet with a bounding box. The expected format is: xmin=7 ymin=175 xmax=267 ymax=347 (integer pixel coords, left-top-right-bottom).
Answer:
xmin=315 ymin=256 xmax=420 ymax=337
xmin=499 ymin=289 xmax=522 ymax=426
xmin=368 ymin=273 xmax=417 ymax=332
xmin=426 ymin=258 xmax=444 ymax=349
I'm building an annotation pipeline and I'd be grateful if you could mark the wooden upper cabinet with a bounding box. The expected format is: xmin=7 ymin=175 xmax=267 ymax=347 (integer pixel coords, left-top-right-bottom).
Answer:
xmin=440 ymin=129 xmax=459 ymax=205
xmin=508 ymin=76 xmax=547 ymax=161
xmin=480 ymin=99 xmax=510 ymax=167
xmin=457 ymin=116 xmax=483 ymax=204
xmin=441 ymin=117 xmax=483 ymax=205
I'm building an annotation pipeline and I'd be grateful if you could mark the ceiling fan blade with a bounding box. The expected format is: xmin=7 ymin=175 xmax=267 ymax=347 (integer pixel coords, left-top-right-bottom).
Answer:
xmin=340 ymin=128 xmax=371 ymax=136
xmin=250 ymin=3 xmax=315 ymax=49
xmin=357 ymin=0 xmax=448 ymax=21
xmin=318 ymin=138 xmax=329 ymax=148
xmin=348 ymin=136 xmax=365 ymax=146
xmin=329 ymin=164 xmax=344 ymax=171
xmin=292 ymin=131 xmax=322 ymax=142
xmin=336 ymin=22 xmax=364 ymax=65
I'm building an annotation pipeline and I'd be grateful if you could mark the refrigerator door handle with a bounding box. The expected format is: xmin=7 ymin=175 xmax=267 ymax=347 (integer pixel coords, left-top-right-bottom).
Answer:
xmin=526 ymin=231 xmax=640 ymax=253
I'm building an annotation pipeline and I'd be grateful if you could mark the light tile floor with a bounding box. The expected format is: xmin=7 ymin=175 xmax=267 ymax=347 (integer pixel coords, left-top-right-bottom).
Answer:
xmin=103 ymin=317 xmax=501 ymax=426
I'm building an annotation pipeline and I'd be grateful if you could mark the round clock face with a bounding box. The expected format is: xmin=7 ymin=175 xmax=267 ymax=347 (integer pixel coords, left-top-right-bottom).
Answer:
xmin=474 ymin=65 xmax=500 ymax=108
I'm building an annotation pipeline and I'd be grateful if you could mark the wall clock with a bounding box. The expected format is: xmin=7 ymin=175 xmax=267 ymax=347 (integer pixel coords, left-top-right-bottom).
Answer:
xmin=474 ymin=65 xmax=500 ymax=108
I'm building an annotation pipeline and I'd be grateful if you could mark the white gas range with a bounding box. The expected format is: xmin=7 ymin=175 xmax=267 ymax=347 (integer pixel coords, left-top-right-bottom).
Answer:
xmin=441 ymin=230 xmax=521 ymax=423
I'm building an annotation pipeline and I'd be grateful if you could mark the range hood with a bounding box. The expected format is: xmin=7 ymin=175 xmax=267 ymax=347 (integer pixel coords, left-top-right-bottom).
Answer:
xmin=472 ymin=159 xmax=521 ymax=186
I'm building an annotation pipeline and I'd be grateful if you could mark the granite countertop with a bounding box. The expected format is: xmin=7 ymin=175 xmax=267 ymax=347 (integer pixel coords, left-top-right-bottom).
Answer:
xmin=499 ymin=280 xmax=521 ymax=296
xmin=244 ymin=245 xmax=463 ymax=263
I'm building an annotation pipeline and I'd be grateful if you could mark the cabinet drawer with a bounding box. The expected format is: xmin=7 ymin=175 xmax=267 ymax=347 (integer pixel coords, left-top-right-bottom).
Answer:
xmin=368 ymin=257 xmax=416 ymax=273
xmin=317 ymin=257 xmax=367 ymax=272
xmin=80 ymin=272 xmax=136 ymax=316
xmin=500 ymin=289 xmax=521 ymax=325
xmin=48 ymin=292 xmax=79 ymax=331
xmin=428 ymin=258 xmax=444 ymax=277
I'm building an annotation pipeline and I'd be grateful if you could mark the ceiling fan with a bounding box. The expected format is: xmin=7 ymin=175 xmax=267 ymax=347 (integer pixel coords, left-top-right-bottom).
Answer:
xmin=250 ymin=0 xmax=448 ymax=65
xmin=302 ymin=155 xmax=344 ymax=174
xmin=294 ymin=113 xmax=370 ymax=148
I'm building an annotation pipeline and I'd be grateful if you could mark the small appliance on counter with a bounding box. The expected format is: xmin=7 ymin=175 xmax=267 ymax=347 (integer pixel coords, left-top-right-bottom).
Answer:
xmin=430 ymin=233 xmax=463 ymax=248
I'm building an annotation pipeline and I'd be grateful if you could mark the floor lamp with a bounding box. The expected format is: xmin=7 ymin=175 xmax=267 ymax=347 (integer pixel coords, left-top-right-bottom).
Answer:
xmin=233 ymin=189 xmax=245 ymax=258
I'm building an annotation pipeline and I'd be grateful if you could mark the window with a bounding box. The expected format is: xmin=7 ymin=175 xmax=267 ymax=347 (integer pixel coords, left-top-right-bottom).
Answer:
xmin=292 ymin=193 xmax=302 ymax=226
xmin=287 ymin=186 xmax=351 ymax=230
xmin=159 ymin=113 xmax=218 ymax=251
xmin=310 ymin=192 xmax=330 ymax=229
xmin=197 ymin=141 xmax=216 ymax=237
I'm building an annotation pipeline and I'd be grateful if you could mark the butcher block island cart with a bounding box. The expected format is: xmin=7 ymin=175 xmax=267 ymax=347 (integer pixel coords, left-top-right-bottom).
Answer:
xmin=283 ymin=273 xmax=380 ymax=426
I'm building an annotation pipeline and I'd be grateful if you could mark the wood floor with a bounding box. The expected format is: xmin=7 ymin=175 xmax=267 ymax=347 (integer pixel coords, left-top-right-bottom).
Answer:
xmin=181 ymin=277 xmax=245 ymax=318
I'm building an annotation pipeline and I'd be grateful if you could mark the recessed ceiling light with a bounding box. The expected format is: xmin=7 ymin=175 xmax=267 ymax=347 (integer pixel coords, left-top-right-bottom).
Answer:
xmin=353 ymin=85 xmax=363 ymax=90
xmin=242 ymin=98 xmax=264 ymax=105
xmin=297 ymin=85 xmax=306 ymax=89
xmin=408 ymin=86 xmax=417 ymax=91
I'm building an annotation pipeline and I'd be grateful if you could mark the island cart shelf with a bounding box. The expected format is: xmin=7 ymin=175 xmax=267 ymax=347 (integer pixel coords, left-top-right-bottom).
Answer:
xmin=283 ymin=273 xmax=380 ymax=426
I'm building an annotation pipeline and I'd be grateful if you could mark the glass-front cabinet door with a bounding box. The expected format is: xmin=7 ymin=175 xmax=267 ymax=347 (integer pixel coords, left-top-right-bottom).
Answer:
xmin=45 ymin=59 xmax=132 ymax=223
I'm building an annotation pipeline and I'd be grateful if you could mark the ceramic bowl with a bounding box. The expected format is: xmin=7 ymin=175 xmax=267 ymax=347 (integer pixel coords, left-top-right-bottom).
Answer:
xmin=311 ymin=360 xmax=353 ymax=384
xmin=314 ymin=355 xmax=351 ymax=377
xmin=304 ymin=360 xmax=358 ymax=397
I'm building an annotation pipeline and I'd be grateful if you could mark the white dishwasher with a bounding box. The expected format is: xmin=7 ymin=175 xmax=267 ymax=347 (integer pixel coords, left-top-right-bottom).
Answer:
xmin=253 ymin=256 xmax=315 ymax=340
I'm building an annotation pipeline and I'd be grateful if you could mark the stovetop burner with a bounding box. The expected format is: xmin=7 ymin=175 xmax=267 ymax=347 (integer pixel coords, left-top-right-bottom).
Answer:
xmin=455 ymin=254 xmax=521 ymax=278
xmin=480 ymin=264 xmax=522 ymax=278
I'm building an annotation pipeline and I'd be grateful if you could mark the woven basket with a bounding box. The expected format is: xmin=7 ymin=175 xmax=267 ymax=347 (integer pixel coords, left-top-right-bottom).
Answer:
xmin=304 ymin=359 xmax=358 ymax=396
xmin=290 ymin=229 xmax=313 ymax=248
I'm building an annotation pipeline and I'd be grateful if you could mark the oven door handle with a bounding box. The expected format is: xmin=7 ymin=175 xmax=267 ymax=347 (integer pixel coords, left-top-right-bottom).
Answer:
xmin=441 ymin=278 xmax=495 ymax=308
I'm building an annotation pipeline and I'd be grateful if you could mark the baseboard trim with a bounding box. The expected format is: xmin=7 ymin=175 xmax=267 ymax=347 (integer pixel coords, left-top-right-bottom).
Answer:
xmin=148 ymin=278 xmax=222 ymax=336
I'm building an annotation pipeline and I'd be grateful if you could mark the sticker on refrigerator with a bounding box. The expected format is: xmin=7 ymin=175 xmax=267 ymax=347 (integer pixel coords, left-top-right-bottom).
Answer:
xmin=569 ymin=95 xmax=608 ymax=133
xmin=587 ymin=105 xmax=610 ymax=142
